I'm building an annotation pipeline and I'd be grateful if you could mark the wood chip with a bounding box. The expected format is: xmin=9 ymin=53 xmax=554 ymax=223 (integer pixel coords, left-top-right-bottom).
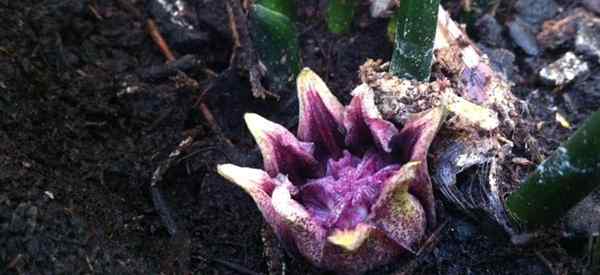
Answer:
xmin=512 ymin=157 xmax=533 ymax=166
xmin=555 ymin=112 xmax=572 ymax=129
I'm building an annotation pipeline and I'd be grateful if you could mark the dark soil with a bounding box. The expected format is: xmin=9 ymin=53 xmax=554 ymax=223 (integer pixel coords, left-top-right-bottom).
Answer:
xmin=1 ymin=0 xmax=599 ymax=274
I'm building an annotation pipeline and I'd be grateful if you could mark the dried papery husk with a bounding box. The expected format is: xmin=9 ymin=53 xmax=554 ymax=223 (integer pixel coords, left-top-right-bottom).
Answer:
xmin=363 ymin=6 xmax=526 ymax=240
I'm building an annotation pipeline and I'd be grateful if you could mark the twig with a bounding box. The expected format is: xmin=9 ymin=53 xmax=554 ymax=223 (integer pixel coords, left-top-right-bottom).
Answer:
xmin=133 ymin=2 xmax=233 ymax=145
xmin=535 ymin=251 xmax=559 ymax=275
xmin=114 ymin=0 xmax=143 ymax=19
xmin=212 ymin=258 xmax=264 ymax=275
xmin=392 ymin=219 xmax=449 ymax=275
xmin=88 ymin=2 xmax=103 ymax=20
xmin=417 ymin=219 xmax=449 ymax=256
xmin=150 ymin=136 xmax=194 ymax=236
xmin=225 ymin=0 xmax=276 ymax=99
xmin=111 ymin=2 xmax=229 ymax=274
xmin=146 ymin=19 xmax=176 ymax=62
xmin=198 ymin=102 xmax=234 ymax=147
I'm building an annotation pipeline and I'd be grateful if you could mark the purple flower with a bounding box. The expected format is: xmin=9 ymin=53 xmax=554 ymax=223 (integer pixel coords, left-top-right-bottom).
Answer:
xmin=218 ymin=68 xmax=445 ymax=273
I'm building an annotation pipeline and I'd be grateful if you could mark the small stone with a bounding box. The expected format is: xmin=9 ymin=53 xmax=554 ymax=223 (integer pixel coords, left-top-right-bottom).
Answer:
xmin=514 ymin=0 xmax=559 ymax=27
xmin=537 ymin=9 xmax=586 ymax=50
xmin=565 ymin=188 xmax=600 ymax=235
xmin=480 ymin=45 xmax=516 ymax=81
xmin=475 ymin=14 xmax=506 ymax=48
xmin=539 ymin=52 xmax=589 ymax=86
xmin=512 ymin=157 xmax=533 ymax=165
xmin=575 ymin=18 xmax=600 ymax=62
xmin=583 ymin=0 xmax=600 ymax=14
xmin=453 ymin=219 xmax=477 ymax=241
xmin=508 ymin=19 xmax=540 ymax=56
xmin=369 ymin=0 xmax=396 ymax=18
xmin=44 ymin=191 xmax=55 ymax=200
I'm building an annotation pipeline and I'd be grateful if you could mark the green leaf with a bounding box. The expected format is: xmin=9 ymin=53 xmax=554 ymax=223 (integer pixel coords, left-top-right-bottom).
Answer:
xmin=326 ymin=0 xmax=359 ymax=34
xmin=386 ymin=11 xmax=400 ymax=43
xmin=256 ymin=0 xmax=296 ymax=19
xmin=390 ymin=0 xmax=440 ymax=80
xmin=250 ymin=4 xmax=301 ymax=92
xmin=506 ymin=110 xmax=600 ymax=230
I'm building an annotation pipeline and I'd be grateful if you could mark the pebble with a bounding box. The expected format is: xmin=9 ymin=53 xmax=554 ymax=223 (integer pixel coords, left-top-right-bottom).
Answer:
xmin=583 ymin=0 xmax=600 ymax=14
xmin=475 ymin=14 xmax=506 ymax=48
xmin=539 ymin=52 xmax=589 ymax=86
xmin=480 ymin=45 xmax=516 ymax=81
xmin=453 ymin=219 xmax=477 ymax=241
xmin=575 ymin=18 xmax=600 ymax=62
xmin=565 ymin=188 xmax=600 ymax=235
xmin=369 ymin=0 xmax=396 ymax=18
xmin=514 ymin=0 xmax=559 ymax=27
xmin=508 ymin=19 xmax=540 ymax=56
xmin=536 ymin=9 xmax=584 ymax=50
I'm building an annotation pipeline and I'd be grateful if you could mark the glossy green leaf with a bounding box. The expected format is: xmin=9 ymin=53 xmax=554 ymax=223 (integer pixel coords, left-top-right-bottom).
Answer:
xmin=256 ymin=0 xmax=296 ymax=19
xmin=506 ymin=110 xmax=600 ymax=230
xmin=386 ymin=10 xmax=400 ymax=43
xmin=250 ymin=4 xmax=301 ymax=92
xmin=390 ymin=0 xmax=440 ymax=80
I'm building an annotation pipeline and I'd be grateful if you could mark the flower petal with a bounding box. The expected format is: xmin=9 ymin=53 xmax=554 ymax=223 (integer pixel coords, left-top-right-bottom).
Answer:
xmin=244 ymin=113 xmax=319 ymax=183
xmin=396 ymin=107 xmax=446 ymax=226
xmin=321 ymin=224 xmax=404 ymax=274
xmin=327 ymin=223 xmax=371 ymax=251
xmin=369 ymin=162 xmax=426 ymax=251
xmin=217 ymin=164 xmax=292 ymax=242
xmin=344 ymin=84 xmax=399 ymax=153
xmin=297 ymin=68 xmax=345 ymax=159
xmin=272 ymin=184 xmax=327 ymax=266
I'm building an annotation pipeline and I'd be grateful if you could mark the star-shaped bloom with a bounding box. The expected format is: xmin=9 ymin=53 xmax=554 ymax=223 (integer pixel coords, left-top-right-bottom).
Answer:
xmin=218 ymin=68 xmax=445 ymax=273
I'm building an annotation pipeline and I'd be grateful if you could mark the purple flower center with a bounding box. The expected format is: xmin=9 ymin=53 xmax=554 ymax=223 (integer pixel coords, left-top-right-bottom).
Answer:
xmin=297 ymin=150 xmax=401 ymax=230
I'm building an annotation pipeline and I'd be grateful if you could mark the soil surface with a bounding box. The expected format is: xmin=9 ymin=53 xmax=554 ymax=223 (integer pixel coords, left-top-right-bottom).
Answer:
xmin=1 ymin=0 xmax=599 ymax=274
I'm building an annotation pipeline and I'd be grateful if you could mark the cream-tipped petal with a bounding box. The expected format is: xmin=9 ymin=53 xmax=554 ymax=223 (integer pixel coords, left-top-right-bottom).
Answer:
xmin=369 ymin=162 xmax=426 ymax=251
xmin=344 ymin=84 xmax=399 ymax=152
xmin=218 ymin=164 xmax=294 ymax=245
xmin=320 ymin=225 xmax=404 ymax=274
xmin=297 ymin=68 xmax=345 ymax=158
xmin=244 ymin=113 xmax=319 ymax=182
xmin=297 ymin=68 xmax=345 ymax=125
xmin=217 ymin=164 xmax=275 ymax=195
xmin=327 ymin=223 xmax=371 ymax=252
xmin=272 ymin=184 xmax=327 ymax=265
xmin=396 ymin=107 xmax=447 ymax=226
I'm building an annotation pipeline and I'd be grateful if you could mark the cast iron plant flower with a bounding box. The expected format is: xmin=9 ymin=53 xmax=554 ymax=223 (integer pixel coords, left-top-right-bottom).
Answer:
xmin=218 ymin=68 xmax=445 ymax=274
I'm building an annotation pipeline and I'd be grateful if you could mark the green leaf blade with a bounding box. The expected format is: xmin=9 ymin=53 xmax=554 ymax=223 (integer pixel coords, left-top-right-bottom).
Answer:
xmin=250 ymin=4 xmax=301 ymax=92
xmin=390 ymin=0 xmax=440 ymax=80
xmin=506 ymin=111 xmax=600 ymax=230
xmin=256 ymin=0 xmax=296 ymax=19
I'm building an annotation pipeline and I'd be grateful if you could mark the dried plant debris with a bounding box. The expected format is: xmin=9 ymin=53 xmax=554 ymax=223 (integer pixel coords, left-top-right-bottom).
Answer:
xmin=145 ymin=0 xmax=211 ymax=52
xmin=537 ymin=8 xmax=590 ymax=50
xmin=362 ymin=57 xmax=521 ymax=237
xmin=537 ymin=7 xmax=600 ymax=62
